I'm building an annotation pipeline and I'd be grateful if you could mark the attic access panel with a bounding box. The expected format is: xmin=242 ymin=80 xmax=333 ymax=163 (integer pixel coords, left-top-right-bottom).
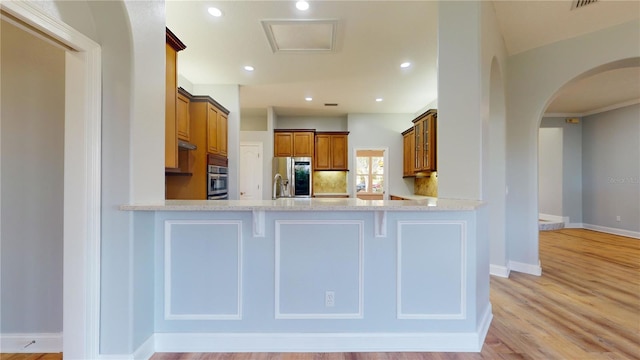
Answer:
xmin=262 ymin=19 xmax=339 ymax=53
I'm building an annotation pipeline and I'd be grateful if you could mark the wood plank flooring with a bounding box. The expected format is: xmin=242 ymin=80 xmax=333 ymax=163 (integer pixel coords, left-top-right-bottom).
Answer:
xmin=3 ymin=229 xmax=638 ymax=360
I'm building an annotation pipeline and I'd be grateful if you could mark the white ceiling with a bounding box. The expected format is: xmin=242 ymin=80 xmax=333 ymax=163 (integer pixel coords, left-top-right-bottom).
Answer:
xmin=166 ymin=0 xmax=640 ymax=118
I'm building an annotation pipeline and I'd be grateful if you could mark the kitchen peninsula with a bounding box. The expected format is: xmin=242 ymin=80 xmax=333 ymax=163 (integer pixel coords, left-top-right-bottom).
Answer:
xmin=122 ymin=197 xmax=491 ymax=353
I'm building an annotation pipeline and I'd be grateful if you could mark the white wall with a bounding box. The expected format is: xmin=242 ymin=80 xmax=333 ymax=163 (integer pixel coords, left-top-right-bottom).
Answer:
xmin=582 ymin=104 xmax=640 ymax=234
xmin=242 ymin=116 xmax=268 ymax=131
xmin=277 ymin=116 xmax=348 ymax=131
xmin=506 ymin=20 xmax=640 ymax=270
xmin=538 ymin=128 xmax=564 ymax=217
xmin=0 ymin=19 xmax=65 ymax=333
xmin=540 ymin=117 xmax=583 ymax=224
xmin=437 ymin=1 xmax=483 ymax=201
xmin=347 ymin=113 xmax=414 ymax=197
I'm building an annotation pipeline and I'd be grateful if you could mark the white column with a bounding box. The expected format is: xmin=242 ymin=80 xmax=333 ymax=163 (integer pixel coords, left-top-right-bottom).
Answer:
xmin=437 ymin=1 xmax=483 ymax=200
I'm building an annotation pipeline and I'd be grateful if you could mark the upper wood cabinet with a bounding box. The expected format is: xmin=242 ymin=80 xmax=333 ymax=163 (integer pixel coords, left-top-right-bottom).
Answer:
xmin=315 ymin=132 xmax=349 ymax=171
xmin=402 ymin=127 xmax=415 ymax=177
xmin=176 ymin=88 xmax=191 ymax=141
xmin=206 ymin=104 xmax=219 ymax=154
xmin=293 ymin=132 xmax=314 ymax=157
xmin=274 ymin=132 xmax=293 ymax=156
xmin=402 ymin=109 xmax=437 ymax=176
xmin=412 ymin=109 xmax=437 ymax=173
xmin=165 ymin=28 xmax=186 ymax=169
xmin=189 ymin=96 xmax=230 ymax=157
xmin=218 ymin=112 xmax=228 ymax=157
xmin=274 ymin=130 xmax=315 ymax=157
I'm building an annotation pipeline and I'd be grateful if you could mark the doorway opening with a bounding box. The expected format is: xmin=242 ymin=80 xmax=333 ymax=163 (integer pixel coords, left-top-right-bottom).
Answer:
xmin=0 ymin=3 xmax=102 ymax=358
xmin=239 ymin=142 xmax=264 ymax=200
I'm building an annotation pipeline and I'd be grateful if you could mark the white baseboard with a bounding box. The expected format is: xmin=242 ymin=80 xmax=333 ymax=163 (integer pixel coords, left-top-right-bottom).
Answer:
xmin=583 ymin=223 xmax=640 ymax=239
xmin=0 ymin=333 xmax=62 ymax=353
xmin=508 ymin=260 xmax=542 ymax=276
xmin=97 ymin=335 xmax=154 ymax=360
xmin=489 ymin=264 xmax=510 ymax=278
xmin=99 ymin=354 xmax=133 ymax=360
xmin=565 ymin=222 xmax=584 ymax=229
xmin=538 ymin=213 xmax=564 ymax=223
xmin=133 ymin=335 xmax=155 ymax=360
xmin=154 ymin=330 xmax=487 ymax=353
xmin=476 ymin=304 xmax=493 ymax=350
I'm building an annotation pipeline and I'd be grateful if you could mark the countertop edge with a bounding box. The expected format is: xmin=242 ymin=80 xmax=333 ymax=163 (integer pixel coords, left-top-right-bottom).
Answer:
xmin=120 ymin=198 xmax=485 ymax=212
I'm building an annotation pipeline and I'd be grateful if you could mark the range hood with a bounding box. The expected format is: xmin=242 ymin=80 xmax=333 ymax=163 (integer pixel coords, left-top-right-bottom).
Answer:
xmin=178 ymin=139 xmax=197 ymax=150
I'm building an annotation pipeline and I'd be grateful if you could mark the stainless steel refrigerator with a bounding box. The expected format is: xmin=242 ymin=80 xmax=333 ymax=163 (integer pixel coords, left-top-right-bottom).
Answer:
xmin=272 ymin=157 xmax=313 ymax=198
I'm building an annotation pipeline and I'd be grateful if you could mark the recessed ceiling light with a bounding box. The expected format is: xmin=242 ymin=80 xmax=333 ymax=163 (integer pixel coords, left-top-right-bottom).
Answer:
xmin=208 ymin=7 xmax=223 ymax=17
xmin=244 ymin=65 xmax=255 ymax=72
xmin=400 ymin=62 xmax=411 ymax=68
xmin=305 ymin=97 xmax=313 ymax=101
xmin=375 ymin=98 xmax=383 ymax=102
xmin=296 ymin=1 xmax=310 ymax=11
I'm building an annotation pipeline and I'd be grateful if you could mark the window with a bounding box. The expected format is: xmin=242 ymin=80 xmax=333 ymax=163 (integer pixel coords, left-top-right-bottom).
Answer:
xmin=356 ymin=150 xmax=385 ymax=195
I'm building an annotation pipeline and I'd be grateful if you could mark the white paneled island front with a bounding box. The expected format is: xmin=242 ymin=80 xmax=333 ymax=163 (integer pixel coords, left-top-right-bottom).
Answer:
xmin=122 ymin=198 xmax=491 ymax=353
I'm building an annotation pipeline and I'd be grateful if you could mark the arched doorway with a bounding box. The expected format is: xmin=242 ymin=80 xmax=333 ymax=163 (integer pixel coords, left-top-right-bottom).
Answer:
xmin=505 ymin=18 xmax=639 ymax=276
xmin=537 ymin=58 xmax=640 ymax=234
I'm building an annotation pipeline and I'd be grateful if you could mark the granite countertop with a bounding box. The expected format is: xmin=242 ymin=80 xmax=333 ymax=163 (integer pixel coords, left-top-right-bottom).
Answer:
xmin=121 ymin=197 xmax=483 ymax=212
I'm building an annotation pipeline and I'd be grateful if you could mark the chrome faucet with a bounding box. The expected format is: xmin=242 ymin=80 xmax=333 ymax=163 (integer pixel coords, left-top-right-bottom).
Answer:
xmin=272 ymin=173 xmax=282 ymax=200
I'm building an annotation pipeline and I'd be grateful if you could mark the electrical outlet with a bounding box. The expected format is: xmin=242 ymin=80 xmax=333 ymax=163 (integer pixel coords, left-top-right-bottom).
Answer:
xmin=616 ymin=216 xmax=621 ymax=222
xmin=325 ymin=291 xmax=335 ymax=307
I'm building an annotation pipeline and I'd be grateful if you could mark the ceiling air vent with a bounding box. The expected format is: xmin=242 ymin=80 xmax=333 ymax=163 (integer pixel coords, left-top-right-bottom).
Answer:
xmin=324 ymin=103 xmax=338 ymax=107
xmin=572 ymin=0 xmax=598 ymax=10
xmin=262 ymin=19 xmax=339 ymax=53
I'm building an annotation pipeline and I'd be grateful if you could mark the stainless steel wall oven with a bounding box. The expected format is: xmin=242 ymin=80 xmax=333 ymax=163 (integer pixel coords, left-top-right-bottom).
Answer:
xmin=207 ymin=165 xmax=228 ymax=200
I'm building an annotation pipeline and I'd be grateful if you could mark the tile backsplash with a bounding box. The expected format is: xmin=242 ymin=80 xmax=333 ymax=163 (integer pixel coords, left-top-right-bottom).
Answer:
xmin=415 ymin=172 xmax=438 ymax=197
xmin=313 ymin=171 xmax=348 ymax=193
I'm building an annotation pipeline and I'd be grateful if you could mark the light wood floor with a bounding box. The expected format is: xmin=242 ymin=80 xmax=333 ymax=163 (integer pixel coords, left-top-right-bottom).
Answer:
xmin=3 ymin=229 xmax=638 ymax=360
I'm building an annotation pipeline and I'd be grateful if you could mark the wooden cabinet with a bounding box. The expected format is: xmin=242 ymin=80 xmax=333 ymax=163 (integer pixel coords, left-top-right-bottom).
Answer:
xmin=274 ymin=132 xmax=293 ymax=156
xmin=401 ymin=109 xmax=437 ymax=176
xmin=166 ymin=90 xmax=228 ymax=200
xmin=402 ymin=127 xmax=415 ymax=177
xmin=390 ymin=195 xmax=408 ymax=200
xmin=177 ymin=88 xmax=191 ymax=141
xmin=294 ymin=132 xmax=314 ymax=157
xmin=206 ymin=104 xmax=219 ymax=154
xmin=315 ymin=132 xmax=349 ymax=170
xmin=191 ymin=97 xmax=230 ymax=157
xmin=416 ymin=109 xmax=437 ymax=172
xmin=165 ymin=28 xmax=186 ymax=169
xmin=413 ymin=109 xmax=437 ymax=173
xmin=218 ymin=112 xmax=228 ymax=157
xmin=274 ymin=130 xmax=315 ymax=157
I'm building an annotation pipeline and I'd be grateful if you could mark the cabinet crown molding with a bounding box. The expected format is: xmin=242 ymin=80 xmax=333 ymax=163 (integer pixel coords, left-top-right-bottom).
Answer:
xmin=166 ymin=27 xmax=187 ymax=51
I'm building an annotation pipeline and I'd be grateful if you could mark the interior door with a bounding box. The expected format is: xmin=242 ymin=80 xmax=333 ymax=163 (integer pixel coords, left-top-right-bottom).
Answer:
xmin=240 ymin=142 xmax=263 ymax=200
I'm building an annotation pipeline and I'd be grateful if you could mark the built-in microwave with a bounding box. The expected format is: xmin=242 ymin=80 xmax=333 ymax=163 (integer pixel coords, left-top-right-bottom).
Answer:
xmin=207 ymin=165 xmax=228 ymax=200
